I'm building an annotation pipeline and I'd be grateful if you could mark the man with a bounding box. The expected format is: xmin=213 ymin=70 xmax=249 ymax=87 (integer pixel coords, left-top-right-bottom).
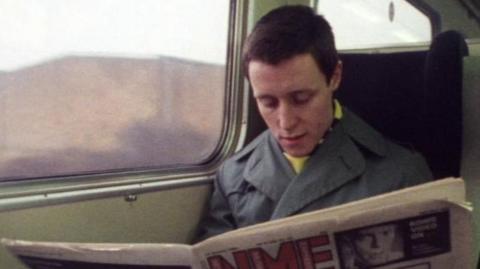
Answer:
xmin=339 ymin=224 xmax=404 ymax=268
xmin=196 ymin=5 xmax=432 ymax=240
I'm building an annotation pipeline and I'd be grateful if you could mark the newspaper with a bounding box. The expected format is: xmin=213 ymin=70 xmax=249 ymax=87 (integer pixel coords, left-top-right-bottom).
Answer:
xmin=2 ymin=177 xmax=474 ymax=269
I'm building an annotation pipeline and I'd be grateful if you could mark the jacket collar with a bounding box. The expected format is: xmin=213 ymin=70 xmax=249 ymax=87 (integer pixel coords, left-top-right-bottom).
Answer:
xmin=242 ymin=131 xmax=295 ymax=202
xmin=341 ymin=108 xmax=387 ymax=157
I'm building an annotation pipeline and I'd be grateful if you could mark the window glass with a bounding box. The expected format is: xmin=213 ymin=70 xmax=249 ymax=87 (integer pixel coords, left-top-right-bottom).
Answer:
xmin=317 ymin=0 xmax=431 ymax=49
xmin=0 ymin=0 xmax=230 ymax=180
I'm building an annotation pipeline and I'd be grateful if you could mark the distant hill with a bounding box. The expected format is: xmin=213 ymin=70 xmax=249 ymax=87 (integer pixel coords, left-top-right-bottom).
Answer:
xmin=0 ymin=56 xmax=226 ymax=180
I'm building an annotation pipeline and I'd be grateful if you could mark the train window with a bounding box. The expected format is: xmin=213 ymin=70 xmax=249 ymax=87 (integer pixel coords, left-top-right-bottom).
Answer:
xmin=317 ymin=0 xmax=432 ymax=49
xmin=0 ymin=1 xmax=230 ymax=181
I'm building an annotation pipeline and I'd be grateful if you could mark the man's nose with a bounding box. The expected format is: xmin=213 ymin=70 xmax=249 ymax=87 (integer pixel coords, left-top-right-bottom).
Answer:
xmin=370 ymin=236 xmax=380 ymax=249
xmin=278 ymin=104 xmax=297 ymax=131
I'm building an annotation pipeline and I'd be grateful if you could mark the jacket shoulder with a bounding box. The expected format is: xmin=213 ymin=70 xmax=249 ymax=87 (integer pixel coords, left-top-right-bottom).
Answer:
xmin=341 ymin=108 xmax=432 ymax=183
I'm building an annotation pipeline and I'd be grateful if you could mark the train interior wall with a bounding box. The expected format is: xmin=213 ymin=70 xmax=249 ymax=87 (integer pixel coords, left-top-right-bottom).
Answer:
xmin=462 ymin=41 xmax=480 ymax=263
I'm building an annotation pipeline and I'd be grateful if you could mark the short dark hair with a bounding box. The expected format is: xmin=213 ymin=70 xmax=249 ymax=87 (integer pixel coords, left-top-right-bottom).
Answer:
xmin=242 ymin=5 xmax=338 ymax=83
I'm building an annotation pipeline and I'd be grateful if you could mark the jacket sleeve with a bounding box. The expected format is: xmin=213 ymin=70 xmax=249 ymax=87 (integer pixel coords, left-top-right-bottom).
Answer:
xmin=194 ymin=166 xmax=237 ymax=242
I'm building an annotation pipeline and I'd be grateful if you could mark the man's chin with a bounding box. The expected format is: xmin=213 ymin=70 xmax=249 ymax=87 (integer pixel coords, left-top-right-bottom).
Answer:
xmin=363 ymin=253 xmax=388 ymax=265
xmin=282 ymin=146 xmax=314 ymax=157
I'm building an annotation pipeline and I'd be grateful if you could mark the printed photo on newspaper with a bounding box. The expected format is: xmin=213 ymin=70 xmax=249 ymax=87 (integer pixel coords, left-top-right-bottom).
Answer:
xmin=334 ymin=211 xmax=450 ymax=269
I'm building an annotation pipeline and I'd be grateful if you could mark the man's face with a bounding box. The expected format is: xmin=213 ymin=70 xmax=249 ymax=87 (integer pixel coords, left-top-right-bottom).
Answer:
xmin=354 ymin=225 xmax=397 ymax=265
xmin=248 ymin=53 xmax=342 ymax=157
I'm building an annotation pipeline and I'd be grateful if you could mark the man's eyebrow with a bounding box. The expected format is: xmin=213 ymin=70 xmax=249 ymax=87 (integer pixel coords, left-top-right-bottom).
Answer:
xmin=289 ymin=89 xmax=315 ymax=95
xmin=254 ymin=93 xmax=274 ymax=99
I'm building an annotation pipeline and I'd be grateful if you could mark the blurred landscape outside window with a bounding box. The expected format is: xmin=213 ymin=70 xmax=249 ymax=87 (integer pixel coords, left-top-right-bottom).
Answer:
xmin=317 ymin=0 xmax=431 ymax=50
xmin=0 ymin=0 xmax=230 ymax=180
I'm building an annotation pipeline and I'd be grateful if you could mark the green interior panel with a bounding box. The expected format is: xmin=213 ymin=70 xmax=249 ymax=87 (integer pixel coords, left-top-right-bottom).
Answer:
xmin=0 ymin=184 xmax=211 ymax=269
xmin=462 ymin=55 xmax=480 ymax=262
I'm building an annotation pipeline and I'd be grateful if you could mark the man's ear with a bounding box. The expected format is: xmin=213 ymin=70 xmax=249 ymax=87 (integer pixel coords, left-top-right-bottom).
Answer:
xmin=330 ymin=61 xmax=343 ymax=92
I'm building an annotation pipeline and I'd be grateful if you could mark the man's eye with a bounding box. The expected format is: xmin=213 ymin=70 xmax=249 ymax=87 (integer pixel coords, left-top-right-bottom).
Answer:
xmin=292 ymin=92 xmax=312 ymax=104
xmin=258 ymin=97 xmax=277 ymax=108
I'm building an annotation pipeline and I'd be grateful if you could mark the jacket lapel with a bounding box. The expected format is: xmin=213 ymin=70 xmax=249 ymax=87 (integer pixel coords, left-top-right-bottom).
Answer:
xmin=243 ymin=132 xmax=295 ymax=202
xmin=270 ymin=122 xmax=366 ymax=219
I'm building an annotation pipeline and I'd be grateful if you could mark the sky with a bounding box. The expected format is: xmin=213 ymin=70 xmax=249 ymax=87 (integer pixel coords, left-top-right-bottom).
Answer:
xmin=0 ymin=0 xmax=230 ymax=71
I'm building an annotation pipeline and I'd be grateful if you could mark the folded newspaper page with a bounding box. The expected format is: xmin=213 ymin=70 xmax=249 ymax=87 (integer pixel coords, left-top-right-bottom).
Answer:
xmin=2 ymin=178 xmax=474 ymax=269
xmin=1 ymin=240 xmax=193 ymax=269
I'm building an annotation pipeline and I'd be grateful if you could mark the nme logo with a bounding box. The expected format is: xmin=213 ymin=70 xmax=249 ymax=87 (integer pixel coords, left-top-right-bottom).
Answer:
xmin=207 ymin=234 xmax=333 ymax=269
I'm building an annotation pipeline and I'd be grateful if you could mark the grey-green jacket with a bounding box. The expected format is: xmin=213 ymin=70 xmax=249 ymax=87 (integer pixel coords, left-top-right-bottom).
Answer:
xmin=196 ymin=109 xmax=433 ymax=241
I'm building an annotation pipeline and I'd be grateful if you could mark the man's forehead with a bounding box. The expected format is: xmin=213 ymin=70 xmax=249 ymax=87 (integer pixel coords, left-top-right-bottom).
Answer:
xmin=249 ymin=54 xmax=324 ymax=96
xmin=359 ymin=225 xmax=395 ymax=234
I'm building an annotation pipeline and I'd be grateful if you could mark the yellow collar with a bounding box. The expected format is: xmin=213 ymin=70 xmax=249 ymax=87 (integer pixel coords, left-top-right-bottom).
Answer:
xmin=334 ymin=99 xmax=343 ymax=120
xmin=283 ymin=153 xmax=309 ymax=175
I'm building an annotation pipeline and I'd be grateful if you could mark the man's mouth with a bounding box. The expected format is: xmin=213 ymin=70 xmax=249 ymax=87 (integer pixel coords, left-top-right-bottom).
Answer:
xmin=279 ymin=134 xmax=306 ymax=145
xmin=365 ymin=252 xmax=387 ymax=263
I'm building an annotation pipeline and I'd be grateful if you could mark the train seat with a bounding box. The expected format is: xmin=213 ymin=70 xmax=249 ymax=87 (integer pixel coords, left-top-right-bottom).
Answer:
xmin=337 ymin=31 xmax=469 ymax=179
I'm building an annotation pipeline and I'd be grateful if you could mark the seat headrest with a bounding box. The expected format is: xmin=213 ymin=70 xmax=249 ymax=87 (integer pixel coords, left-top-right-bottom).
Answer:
xmin=337 ymin=30 xmax=468 ymax=179
xmin=422 ymin=30 xmax=469 ymax=178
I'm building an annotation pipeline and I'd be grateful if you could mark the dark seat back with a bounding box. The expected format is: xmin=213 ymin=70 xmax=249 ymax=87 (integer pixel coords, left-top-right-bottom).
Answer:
xmin=337 ymin=31 xmax=468 ymax=179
